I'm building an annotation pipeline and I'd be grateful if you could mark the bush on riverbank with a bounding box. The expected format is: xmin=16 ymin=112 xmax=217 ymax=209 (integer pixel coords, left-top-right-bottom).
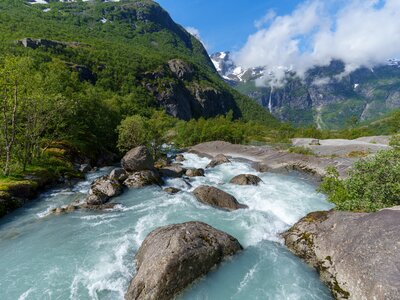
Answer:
xmin=318 ymin=147 xmax=400 ymax=212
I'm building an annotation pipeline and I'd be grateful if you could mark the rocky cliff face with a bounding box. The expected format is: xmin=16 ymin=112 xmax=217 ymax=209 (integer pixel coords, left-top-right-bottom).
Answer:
xmin=144 ymin=59 xmax=240 ymax=120
xmin=6 ymin=0 xmax=271 ymax=123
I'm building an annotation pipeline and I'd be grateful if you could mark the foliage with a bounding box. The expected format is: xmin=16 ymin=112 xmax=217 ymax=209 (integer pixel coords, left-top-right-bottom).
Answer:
xmin=288 ymin=146 xmax=314 ymax=156
xmin=0 ymin=0 xmax=281 ymax=177
xmin=318 ymin=150 xmax=400 ymax=212
xmin=117 ymin=111 xmax=176 ymax=159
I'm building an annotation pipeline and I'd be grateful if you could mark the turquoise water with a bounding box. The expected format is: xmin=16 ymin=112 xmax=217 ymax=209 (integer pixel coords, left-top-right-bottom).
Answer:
xmin=0 ymin=153 xmax=334 ymax=300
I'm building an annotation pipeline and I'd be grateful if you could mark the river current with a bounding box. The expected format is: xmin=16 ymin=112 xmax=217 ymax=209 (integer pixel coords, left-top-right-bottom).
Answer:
xmin=0 ymin=153 xmax=334 ymax=300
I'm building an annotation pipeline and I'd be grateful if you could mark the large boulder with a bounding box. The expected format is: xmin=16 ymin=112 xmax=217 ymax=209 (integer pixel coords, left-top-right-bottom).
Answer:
xmin=229 ymin=174 xmax=263 ymax=186
xmin=86 ymin=176 xmax=123 ymax=205
xmin=192 ymin=185 xmax=248 ymax=211
xmin=123 ymin=170 xmax=163 ymax=188
xmin=121 ymin=146 xmax=154 ymax=172
xmin=283 ymin=209 xmax=400 ymax=300
xmin=185 ymin=168 xmax=205 ymax=177
xmin=206 ymin=154 xmax=231 ymax=168
xmin=125 ymin=222 xmax=242 ymax=300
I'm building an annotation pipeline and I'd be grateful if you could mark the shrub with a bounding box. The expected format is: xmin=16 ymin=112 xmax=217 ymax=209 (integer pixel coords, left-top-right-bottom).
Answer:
xmin=318 ymin=149 xmax=400 ymax=212
xmin=288 ymin=146 xmax=314 ymax=156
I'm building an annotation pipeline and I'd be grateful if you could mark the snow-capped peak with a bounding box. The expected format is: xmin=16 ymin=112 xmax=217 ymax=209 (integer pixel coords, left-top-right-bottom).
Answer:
xmin=210 ymin=51 xmax=264 ymax=83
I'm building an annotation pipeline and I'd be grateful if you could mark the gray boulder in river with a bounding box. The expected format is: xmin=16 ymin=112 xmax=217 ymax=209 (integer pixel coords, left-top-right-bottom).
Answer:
xmin=125 ymin=221 xmax=242 ymax=300
xmin=86 ymin=176 xmax=123 ymax=205
xmin=283 ymin=208 xmax=400 ymax=299
xmin=206 ymin=153 xmax=231 ymax=168
xmin=121 ymin=146 xmax=154 ymax=172
xmin=230 ymin=174 xmax=262 ymax=186
xmin=159 ymin=165 xmax=186 ymax=178
xmin=185 ymin=168 xmax=205 ymax=177
xmin=123 ymin=170 xmax=163 ymax=188
xmin=193 ymin=185 xmax=248 ymax=210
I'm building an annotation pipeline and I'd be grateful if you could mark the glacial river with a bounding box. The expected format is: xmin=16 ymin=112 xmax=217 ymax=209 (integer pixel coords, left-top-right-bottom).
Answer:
xmin=0 ymin=153 xmax=334 ymax=300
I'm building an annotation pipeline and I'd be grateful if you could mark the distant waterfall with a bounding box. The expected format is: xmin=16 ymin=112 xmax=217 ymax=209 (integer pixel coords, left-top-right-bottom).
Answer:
xmin=268 ymin=86 xmax=274 ymax=113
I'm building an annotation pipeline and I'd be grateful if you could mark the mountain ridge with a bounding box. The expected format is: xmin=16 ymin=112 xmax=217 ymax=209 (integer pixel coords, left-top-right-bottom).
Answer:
xmin=211 ymin=51 xmax=400 ymax=129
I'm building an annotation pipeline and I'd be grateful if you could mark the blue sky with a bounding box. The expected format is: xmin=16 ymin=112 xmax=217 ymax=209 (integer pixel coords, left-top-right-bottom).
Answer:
xmin=157 ymin=0 xmax=302 ymax=53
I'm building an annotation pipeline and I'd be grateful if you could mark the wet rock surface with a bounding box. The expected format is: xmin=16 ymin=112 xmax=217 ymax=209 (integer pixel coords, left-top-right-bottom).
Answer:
xmin=185 ymin=168 xmax=205 ymax=177
xmin=109 ymin=168 xmax=128 ymax=182
xmin=159 ymin=165 xmax=186 ymax=178
xmin=164 ymin=187 xmax=181 ymax=195
xmin=206 ymin=154 xmax=231 ymax=168
xmin=123 ymin=170 xmax=163 ymax=188
xmin=229 ymin=174 xmax=262 ymax=186
xmin=283 ymin=209 xmax=400 ymax=300
xmin=193 ymin=185 xmax=248 ymax=211
xmin=125 ymin=221 xmax=242 ymax=300
xmin=86 ymin=176 xmax=123 ymax=205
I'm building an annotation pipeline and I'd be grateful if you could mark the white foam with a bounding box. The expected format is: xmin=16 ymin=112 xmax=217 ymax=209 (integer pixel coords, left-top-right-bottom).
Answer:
xmin=18 ymin=288 xmax=35 ymax=300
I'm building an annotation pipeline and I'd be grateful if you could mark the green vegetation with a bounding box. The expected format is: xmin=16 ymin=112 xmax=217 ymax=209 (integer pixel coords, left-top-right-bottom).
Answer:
xmin=0 ymin=0 xmax=278 ymax=181
xmin=318 ymin=138 xmax=400 ymax=212
xmin=116 ymin=110 xmax=294 ymax=156
xmin=117 ymin=111 xmax=176 ymax=159
xmin=288 ymin=146 xmax=314 ymax=156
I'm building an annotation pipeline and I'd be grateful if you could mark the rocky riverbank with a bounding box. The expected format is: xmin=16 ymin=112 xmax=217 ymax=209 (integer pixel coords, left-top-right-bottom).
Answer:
xmin=190 ymin=139 xmax=399 ymax=299
xmin=283 ymin=208 xmax=400 ymax=299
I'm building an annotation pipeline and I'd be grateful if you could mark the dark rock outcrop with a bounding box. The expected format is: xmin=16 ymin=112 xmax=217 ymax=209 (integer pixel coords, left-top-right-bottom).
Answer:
xmin=86 ymin=176 xmax=123 ymax=205
xmin=123 ymin=170 xmax=163 ymax=188
xmin=121 ymin=146 xmax=154 ymax=173
xmin=125 ymin=221 xmax=242 ymax=300
xmin=192 ymin=185 xmax=248 ymax=211
xmin=168 ymin=59 xmax=194 ymax=80
xmin=109 ymin=168 xmax=128 ymax=182
xmin=159 ymin=165 xmax=186 ymax=178
xmin=164 ymin=187 xmax=181 ymax=195
xmin=283 ymin=208 xmax=400 ymax=300
xmin=79 ymin=164 xmax=92 ymax=173
xmin=185 ymin=168 xmax=205 ymax=177
xmin=206 ymin=154 xmax=231 ymax=168
xmin=229 ymin=174 xmax=262 ymax=186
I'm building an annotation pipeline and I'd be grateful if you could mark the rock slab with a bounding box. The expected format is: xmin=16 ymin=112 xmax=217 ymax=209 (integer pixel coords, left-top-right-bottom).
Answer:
xmin=125 ymin=221 xmax=242 ymax=300
xmin=283 ymin=209 xmax=400 ymax=300
xmin=193 ymin=185 xmax=248 ymax=211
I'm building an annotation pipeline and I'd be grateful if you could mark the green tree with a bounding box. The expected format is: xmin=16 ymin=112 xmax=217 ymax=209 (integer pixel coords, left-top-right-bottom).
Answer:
xmin=117 ymin=115 xmax=147 ymax=153
xmin=0 ymin=56 xmax=32 ymax=175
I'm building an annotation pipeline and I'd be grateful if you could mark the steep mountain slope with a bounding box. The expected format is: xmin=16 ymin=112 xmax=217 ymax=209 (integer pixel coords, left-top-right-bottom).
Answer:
xmin=211 ymin=52 xmax=400 ymax=129
xmin=0 ymin=0 xmax=277 ymax=125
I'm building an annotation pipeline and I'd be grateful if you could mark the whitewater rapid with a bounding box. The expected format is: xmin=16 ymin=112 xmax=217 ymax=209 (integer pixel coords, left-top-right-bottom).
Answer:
xmin=0 ymin=153 xmax=333 ymax=300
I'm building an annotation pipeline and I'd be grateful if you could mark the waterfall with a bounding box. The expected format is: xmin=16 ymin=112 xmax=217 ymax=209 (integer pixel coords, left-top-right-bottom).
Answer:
xmin=268 ymin=86 xmax=274 ymax=113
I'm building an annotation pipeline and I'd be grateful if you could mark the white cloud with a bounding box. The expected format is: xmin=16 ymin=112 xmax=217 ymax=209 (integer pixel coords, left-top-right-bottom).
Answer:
xmin=235 ymin=0 xmax=400 ymax=86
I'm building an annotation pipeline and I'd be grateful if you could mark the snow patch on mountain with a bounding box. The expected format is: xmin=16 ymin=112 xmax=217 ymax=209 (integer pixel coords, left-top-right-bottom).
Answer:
xmin=210 ymin=52 xmax=264 ymax=83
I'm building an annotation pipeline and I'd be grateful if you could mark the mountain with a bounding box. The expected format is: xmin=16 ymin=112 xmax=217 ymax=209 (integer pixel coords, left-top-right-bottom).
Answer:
xmin=210 ymin=52 xmax=264 ymax=84
xmin=0 ymin=0 xmax=277 ymax=130
xmin=211 ymin=52 xmax=400 ymax=129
